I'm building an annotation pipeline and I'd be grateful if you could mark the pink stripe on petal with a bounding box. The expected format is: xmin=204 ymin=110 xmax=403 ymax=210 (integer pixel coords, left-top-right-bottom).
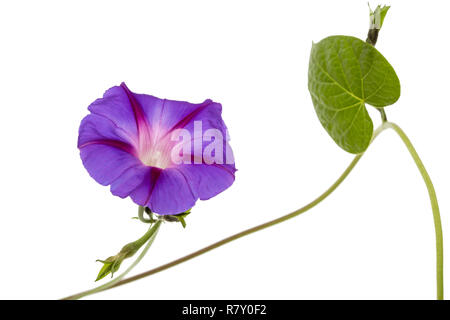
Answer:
xmin=149 ymin=168 xmax=197 ymax=214
xmin=79 ymin=139 xmax=136 ymax=156
xmin=129 ymin=166 xmax=162 ymax=207
xmin=163 ymin=100 xmax=212 ymax=137
xmin=145 ymin=167 xmax=162 ymax=205
xmin=120 ymin=82 xmax=153 ymax=155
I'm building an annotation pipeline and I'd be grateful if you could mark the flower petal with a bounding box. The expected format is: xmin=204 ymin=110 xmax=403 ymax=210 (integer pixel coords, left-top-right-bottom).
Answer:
xmin=148 ymin=168 xmax=197 ymax=214
xmin=78 ymin=113 xmax=136 ymax=148
xmin=110 ymin=164 xmax=150 ymax=198
xmin=78 ymin=113 xmax=141 ymax=185
xmin=87 ymin=85 xmax=139 ymax=142
xmin=162 ymin=99 xmax=215 ymax=133
xmin=133 ymin=92 xmax=220 ymax=136
xmin=174 ymin=101 xmax=226 ymax=134
xmin=177 ymin=164 xmax=236 ymax=200
xmin=80 ymin=144 xmax=142 ymax=186
xmin=129 ymin=167 xmax=162 ymax=207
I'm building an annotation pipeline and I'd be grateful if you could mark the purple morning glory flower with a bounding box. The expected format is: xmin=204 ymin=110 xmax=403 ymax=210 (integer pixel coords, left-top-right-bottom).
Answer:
xmin=78 ymin=83 xmax=236 ymax=214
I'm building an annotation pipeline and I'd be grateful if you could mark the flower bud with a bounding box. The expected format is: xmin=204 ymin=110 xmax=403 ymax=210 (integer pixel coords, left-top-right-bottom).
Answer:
xmin=369 ymin=5 xmax=390 ymax=30
xmin=95 ymin=241 xmax=140 ymax=281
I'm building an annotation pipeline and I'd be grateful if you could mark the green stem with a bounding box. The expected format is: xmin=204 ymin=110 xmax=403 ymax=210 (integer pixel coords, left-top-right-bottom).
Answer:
xmin=62 ymin=220 xmax=162 ymax=300
xmin=378 ymin=108 xmax=388 ymax=123
xmin=133 ymin=220 xmax=161 ymax=248
xmin=138 ymin=206 xmax=153 ymax=223
xmin=383 ymin=122 xmax=444 ymax=300
xmin=62 ymin=124 xmax=386 ymax=296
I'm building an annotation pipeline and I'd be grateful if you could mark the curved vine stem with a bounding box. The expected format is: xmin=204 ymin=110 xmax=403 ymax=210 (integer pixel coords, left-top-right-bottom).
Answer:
xmin=383 ymin=122 xmax=443 ymax=300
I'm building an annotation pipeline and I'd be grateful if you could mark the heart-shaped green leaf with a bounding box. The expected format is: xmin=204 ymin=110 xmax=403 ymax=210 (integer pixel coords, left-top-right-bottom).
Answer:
xmin=308 ymin=35 xmax=400 ymax=153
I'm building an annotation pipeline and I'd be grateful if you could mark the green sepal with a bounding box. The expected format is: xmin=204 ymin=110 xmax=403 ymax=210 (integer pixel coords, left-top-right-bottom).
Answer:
xmin=158 ymin=209 xmax=191 ymax=228
xmin=95 ymin=239 xmax=144 ymax=281
xmin=95 ymin=257 xmax=122 ymax=281
xmin=173 ymin=209 xmax=191 ymax=228
xmin=369 ymin=4 xmax=390 ymax=30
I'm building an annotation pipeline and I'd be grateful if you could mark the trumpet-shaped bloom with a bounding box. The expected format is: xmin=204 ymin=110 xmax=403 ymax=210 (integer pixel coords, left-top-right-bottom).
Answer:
xmin=78 ymin=83 xmax=236 ymax=214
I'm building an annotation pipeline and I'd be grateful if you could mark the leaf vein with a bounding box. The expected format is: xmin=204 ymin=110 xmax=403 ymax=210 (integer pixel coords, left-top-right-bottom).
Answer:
xmin=311 ymin=55 xmax=363 ymax=103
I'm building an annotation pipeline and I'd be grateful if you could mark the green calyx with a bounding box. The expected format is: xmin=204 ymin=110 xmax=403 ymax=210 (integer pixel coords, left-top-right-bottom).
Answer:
xmin=137 ymin=206 xmax=191 ymax=228
xmin=163 ymin=209 xmax=191 ymax=228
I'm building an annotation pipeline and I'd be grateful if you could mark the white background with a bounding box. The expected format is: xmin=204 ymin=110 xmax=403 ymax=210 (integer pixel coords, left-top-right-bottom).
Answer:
xmin=0 ymin=0 xmax=448 ymax=300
